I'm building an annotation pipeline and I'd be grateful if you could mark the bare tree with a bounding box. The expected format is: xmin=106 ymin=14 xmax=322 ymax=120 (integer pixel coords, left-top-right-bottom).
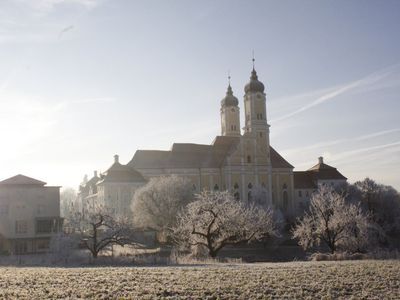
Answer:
xmin=353 ymin=178 xmax=400 ymax=235
xmin=71 ymin=205 xmax=137 ymax=258
xmin=292 ymin=185 xmax=371 ymax=254
xmin=131 ymin=175 xmax=194 ymax=239
xmin=172 ymin=191 xmax=278 ymax=258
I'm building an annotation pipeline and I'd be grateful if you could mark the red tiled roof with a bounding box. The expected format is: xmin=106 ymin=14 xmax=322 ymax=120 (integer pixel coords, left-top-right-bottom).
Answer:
xmin=294 ymin=172 xmax=317 ymax=189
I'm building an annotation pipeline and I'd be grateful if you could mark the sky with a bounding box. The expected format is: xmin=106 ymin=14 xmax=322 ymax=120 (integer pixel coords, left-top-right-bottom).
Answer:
xmin=0 ymin=0 xmax=399 ymax=190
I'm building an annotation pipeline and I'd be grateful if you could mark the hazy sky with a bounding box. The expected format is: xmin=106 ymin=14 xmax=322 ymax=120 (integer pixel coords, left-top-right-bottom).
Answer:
xmin=0 ymin=0 xmax=399 ymax=190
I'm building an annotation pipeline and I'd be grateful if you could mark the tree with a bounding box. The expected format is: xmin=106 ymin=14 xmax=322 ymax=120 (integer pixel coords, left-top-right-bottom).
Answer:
xmin=292 ymin=185 xmax=371 ymax=254
xmin=353 ymin=178 xmax=400 ymax=236
xmin=131 ymin=175 xmax=194 ymax=237
xmin=172 ymin=191 xmax=278 ymax=258
xmin=60 ymin=187 xmax=78 ymax=219
xmin=72 ymin=205 xmax=138 ymax=258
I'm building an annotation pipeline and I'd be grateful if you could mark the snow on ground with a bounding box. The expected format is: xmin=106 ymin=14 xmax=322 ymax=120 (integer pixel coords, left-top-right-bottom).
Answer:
xmin=0 ymin=260 xmax=399 ymax=299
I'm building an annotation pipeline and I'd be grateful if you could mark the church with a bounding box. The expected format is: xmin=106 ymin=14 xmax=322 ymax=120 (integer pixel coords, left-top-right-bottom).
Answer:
xmin=79 ymin=63 xmax=346 ymax=217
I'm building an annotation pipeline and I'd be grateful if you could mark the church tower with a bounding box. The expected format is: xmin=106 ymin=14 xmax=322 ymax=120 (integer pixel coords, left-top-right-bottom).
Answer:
xmin=220 ymin=78 xmax=241 ymax=136
xmin=243 ymin=60 xmax=271 ymax=151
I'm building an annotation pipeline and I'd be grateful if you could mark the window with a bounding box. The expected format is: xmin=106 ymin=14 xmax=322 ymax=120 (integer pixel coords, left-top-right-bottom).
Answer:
xmin=306 ymin=191 xmax=309 ymax=197
xmin=282 ymin=183 xmax=287 ymax=190
xmin=192 ymin=184 xmax=197 ymax=191
xmin=234 ymin=183 xmax=239 ymax=189
xmin=214 ymin=184 xmax=219 ymax=191
xmin=231 ymin=125 xmax=234 ymax=130
xmin=15 ymin=220 xmax=28 ymax=234
xmin=0 ymin=204 xmax=9 ymax=216
xmin=248 ymin=183 xmax=253 ymax=189
xmin=15 ymin=241 xmax=28 ymax=254
xmin=247 ymin=155 xmax=251 ymax=163
xmin=36 ymin=220 xmax=54 ymax=234
xmin=37 ymin=204 xmax=45 ymax=214
xmin=282 ymin=191 xmax=289 ymax=211
xmin=259 ymin=132 xmax=262 ymax=137
xmin=248 ymin=191 xmax=252 ymax=202
xmin=298 ymin=190 xmax=302 ymax=197
xmin=260 ymin=113 xmax=263 ymax=119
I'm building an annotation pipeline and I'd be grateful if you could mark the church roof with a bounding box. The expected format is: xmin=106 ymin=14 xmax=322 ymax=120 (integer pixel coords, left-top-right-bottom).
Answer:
xmin=270 ymin=147 xmax=294 ymax=169
xmin=98 ymin=155 xmax=146 ymax=184
xmin=0 ymin=174 xmax=47 ymax=186
xmin=129 ymin=136 xmax=293 ymax=170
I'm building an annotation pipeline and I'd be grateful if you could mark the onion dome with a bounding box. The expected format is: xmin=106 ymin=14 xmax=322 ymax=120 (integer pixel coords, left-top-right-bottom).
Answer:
xmin=244 ymin=68 xmax=265 ymax=93
xmin=221 ymin=84 xmax=239 ymax=107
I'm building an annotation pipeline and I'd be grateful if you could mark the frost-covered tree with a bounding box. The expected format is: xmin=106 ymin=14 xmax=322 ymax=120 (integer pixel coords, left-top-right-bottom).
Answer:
xmin=131 ymin=175 xmax=194 ymax=236
xmin=292 ymin=185 xmax=372 ymax=254
xmin=173 ymin=191 xmax=278 ymax=258
xmin=250 ymin=184 xmax=272 ymax=207
xmin=72 ymin=205 xmax=137 ymax=258
xmin=60 ymin=187 xmax=78 ymax=219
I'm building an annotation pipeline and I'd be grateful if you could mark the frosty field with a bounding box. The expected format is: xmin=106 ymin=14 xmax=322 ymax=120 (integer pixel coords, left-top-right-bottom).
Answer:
xmin=0 ymin=260 xmax=399 ymax=299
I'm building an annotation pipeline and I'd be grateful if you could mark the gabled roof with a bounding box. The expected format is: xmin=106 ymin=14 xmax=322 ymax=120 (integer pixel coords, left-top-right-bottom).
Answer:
xmin=98 ymin=161 xmax=146 ymax=184
xmin=0 ymin=174 xmax=47 ymax=186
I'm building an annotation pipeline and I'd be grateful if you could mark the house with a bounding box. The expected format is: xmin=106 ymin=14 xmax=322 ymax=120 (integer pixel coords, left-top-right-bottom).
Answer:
xmin=294 ymin=157 xmax=347 ymax=211
xmin=0 ymin=175 xmax=63 ymax=254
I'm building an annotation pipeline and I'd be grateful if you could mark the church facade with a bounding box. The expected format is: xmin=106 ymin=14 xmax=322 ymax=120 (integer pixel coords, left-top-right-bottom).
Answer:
xmin=79 ymin=65 xmax=346 ymax=216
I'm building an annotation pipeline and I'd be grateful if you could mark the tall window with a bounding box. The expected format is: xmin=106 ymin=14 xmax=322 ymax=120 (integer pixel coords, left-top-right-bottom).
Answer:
xmin=234 ymin=183 xmax=240 ymax=200
xmin=247 ymin=155 xmax=251 ymax=163
xmin=214 ymin=184 xmax=219 ymax=191
xmin=15 ymin=220 xmax=28 ymax=234
xmin=283 ymin=191 xmax=288 ymax=211
xmin=248 ymin=183 xmax=253 ymax=202
xmin=298 ymin=190 xmax=302 ymax=197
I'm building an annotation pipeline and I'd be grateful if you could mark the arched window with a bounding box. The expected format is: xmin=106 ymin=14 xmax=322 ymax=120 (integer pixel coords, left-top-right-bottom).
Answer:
xmin=282 ymin=191 xmax=288 ymax=211
xmin=214 ymin=184 xmax=219 ymax=191
xmin=247 ymin=155 xmax=251 ymax=163
xmin=248 ymin=191 xmax=252 ymax=202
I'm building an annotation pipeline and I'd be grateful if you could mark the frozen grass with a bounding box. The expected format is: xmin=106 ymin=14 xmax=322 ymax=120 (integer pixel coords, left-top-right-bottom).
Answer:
xmin=0 ymin=260 xmax=399 ymax=299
